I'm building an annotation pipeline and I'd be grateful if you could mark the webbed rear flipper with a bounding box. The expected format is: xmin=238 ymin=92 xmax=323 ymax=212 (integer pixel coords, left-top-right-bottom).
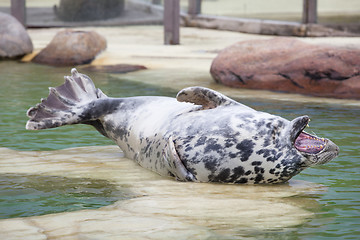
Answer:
xmin=26 ymin=68 xmax=107 ymax=130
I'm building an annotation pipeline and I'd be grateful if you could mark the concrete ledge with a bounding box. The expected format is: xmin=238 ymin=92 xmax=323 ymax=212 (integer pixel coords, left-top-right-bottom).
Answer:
xmin=182 ymin=14 xmax=359 ymax=37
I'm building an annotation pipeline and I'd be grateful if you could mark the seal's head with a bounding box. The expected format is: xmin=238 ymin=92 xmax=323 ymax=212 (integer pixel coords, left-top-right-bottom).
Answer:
xmin=289 ymin=116 xmax=339 ymax=167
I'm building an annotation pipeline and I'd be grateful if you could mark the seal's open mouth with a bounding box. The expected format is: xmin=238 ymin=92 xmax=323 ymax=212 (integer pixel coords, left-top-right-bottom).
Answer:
xmin=290 ymin=116 xmax=327 ymax=155
xmin=294 ymin=131 xmax=327 ymax=154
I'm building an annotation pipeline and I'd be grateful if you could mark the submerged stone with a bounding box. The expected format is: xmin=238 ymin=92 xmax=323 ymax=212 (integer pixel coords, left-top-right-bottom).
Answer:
xmin=81 ymin=64 xmax=147 ymax=74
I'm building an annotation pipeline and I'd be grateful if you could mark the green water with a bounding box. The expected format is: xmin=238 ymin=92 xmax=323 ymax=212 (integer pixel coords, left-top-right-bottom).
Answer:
xmin=0 ymin=173 xmax=131 ymax=219
xmin=0 ymin=61 xmax=359 ymax=238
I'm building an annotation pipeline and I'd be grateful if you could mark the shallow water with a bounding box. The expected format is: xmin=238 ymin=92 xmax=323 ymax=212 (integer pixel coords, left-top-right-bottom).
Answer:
xmin=0 ymin=61 xmax=359 ymax=239
xmin=0 ymin=173 xmax=131 ymax=219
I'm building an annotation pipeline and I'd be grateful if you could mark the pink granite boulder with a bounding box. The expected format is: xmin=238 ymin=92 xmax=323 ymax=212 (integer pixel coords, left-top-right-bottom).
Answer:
xmin=210 ymin=38 xmax=360 ymax=99
xmin=32 ymin=30 xmax=106 ymax=66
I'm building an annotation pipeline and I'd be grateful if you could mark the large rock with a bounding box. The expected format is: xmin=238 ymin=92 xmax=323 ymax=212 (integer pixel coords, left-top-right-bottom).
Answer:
xmin=210 ymin=38 xmax=360 ymax=99
xmin=32 ymin=30 xmax=106 ymax=66
xmin=0 ymin=12 xmax=33 ymax=58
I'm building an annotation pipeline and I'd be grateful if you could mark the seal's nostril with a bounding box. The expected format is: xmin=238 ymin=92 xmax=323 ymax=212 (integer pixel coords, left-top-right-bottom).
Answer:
xmin=336 ymin=146 xmax=340 ymax=154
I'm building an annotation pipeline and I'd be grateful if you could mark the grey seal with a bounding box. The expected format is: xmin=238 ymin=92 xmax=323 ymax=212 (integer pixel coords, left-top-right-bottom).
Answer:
xmin=26 ymin=69 xmax=339 ymax=184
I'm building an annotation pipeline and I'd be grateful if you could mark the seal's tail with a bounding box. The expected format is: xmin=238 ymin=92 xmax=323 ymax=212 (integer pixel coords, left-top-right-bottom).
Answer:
xmin=26 ymin=68 xmax=107 ymax=130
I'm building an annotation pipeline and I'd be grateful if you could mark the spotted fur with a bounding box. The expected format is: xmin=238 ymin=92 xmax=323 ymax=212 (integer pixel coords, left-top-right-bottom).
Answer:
xmin=26 ymin=69 xmax=339 ymax=184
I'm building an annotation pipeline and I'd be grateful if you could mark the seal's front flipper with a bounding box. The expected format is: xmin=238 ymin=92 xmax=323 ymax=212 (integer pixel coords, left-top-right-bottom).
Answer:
xmin=176 ymin=86 xmax=253 ymax=110
xmin=26 ymin=68 xmax=107 ymax=130
xmin=162 ymin=136 xmax=198 ymax=182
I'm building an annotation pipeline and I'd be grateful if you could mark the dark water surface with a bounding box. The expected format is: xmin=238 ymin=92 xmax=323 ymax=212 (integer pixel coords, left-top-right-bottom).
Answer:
xmin=0 ymin=61 xmax=359 ymax=239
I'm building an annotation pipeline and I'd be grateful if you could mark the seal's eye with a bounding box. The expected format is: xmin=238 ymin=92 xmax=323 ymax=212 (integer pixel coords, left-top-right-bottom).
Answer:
xmin=294 ymin=132 xmax=327 ymax=154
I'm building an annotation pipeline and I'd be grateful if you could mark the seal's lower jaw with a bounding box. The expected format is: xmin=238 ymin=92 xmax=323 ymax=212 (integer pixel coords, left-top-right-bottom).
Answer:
xmin=294 ymin=132 xmax=327 ymax=154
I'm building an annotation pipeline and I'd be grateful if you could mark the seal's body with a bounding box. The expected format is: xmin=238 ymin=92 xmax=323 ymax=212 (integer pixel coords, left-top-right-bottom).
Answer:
xmin=26 ymin=69 xmax=339 ymax=184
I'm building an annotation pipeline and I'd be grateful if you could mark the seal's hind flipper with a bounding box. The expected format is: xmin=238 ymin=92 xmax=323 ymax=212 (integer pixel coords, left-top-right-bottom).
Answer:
xmin=26 ymin=68 xmax=107 ymax=130
xmin=176 ymin=86 xmax=253 ymax=110
xmin=162 ymin=136 xmax=198 ymax=182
